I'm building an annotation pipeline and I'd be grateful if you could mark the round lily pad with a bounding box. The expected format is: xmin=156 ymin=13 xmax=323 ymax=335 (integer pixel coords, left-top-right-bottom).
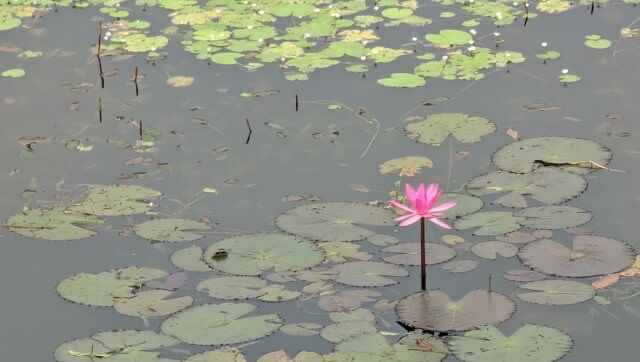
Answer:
xmin=114 ymin=289 xmax=194 ymax=318
xmin=276 ymin=202 xmax=394 ymax=242
xmin=160 ymin=303 xmax=283 ymax=346
xmin=516 ymin=206 xmax=591 ymax=229
xmin=185 ymin=348 xmax=247 ymax=362
xmin=439 ymin=193 xmax=483 ymax=219
xmin=455 ymin=212 xmax=525 ymax=236
xmin=379 ymin=156 xmax=433 ymax=176
xmin=197 ymin=276 xmax=268 ymax=300
xmin=517 ymin=280 xmax=595 ymax=305
xmin=503 ymin=269 xmax=546 ymax=282
xmin=259 ymin=350 xmax=324 ymax=362
xmin=327 ymin=333 xmax=447 ymax=362
xmin=134 ymin=218 xmax=210 ymax=242
xmin=519 ymin=236 xmax=635 ymax=277
xmin=584 ymin=34 xmax=611 ymax=49
xmin=377 ymin=73 xmax=426 ymax=88
xmin=321 ymin=321 xmax=377 ymax=343
xmin=425 ymin=29 xmax=473 ymax=47
xmin=332 ymin=261 xmax=408 ymax=287
xmin=367 ymin=234 xmax=399 ymax=246
xmin=440 ymin=259 xmax=478 ymax=273
xmin=396 ymin=289 xmax=515 ymax=332
xmin=256 ymin=285 xmax=301 ymax=302
xmin=448 ymin=324 xmax=572 ymax=362
xmin=466 ymin=168 xmax=587 ymax=208
xmin=493 ymin=137 xmax=611 ymax=174
xmin=54 ymin=330 xmax=179 ymax=362
xmin=69 ymin=184 xmax=162 ymax=216
xmin=280 ymin=323 xmax=322 ymax=336
xmin=57 ymin=266 xmax=167 ymax=306
xmin=171 ymin=245 xmax=211 ymax=271
xmin=1 ymin=68 xmax=26 ymax=78
xmin=382 ymin=243 xmax=457 ymax=266
xmin=318 ymin=289 xmax=381 ymax=312
xmin=405 ymin=113 xmax=496 ymax=146
xmin=320 ymin=242 xmax=371 ymax=263
xmin=471 ymin=241 xmax=518 ymax=259
xmin=6 ymin=207 xmax=103 ymax=240
xmin=0 ymin=17 xmax=21 ymax=32
xmin=204 ymin=233 xmax=324 ymax=276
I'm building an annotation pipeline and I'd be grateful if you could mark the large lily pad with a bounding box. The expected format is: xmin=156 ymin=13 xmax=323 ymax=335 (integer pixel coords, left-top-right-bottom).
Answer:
xmin=54 ymin=330 xmax=179 ymax=362
xmin=114 ymin=289 xmax=194 ymax=318
xmin=449 ymin=324 xmax=572 ymax=362
xmin=471 ymin=241 xmax=518 ymax=259
xmin=326 ymin=333 xmax=447 ymax=362
xmin=382 ymin=243 xmax=456 ymax=266
xmin=204 ymin=233 xmax=324 ymax=276
xmin=276 ymin=202 xmax=394 ymax=242
xmin=396 ymin=289 xmax=515 ymax=332
xmin=455 ymin=212 xmax=525 ymax=236
xmin=57 ymin=267 xmax=167 ymax=306
xmin=197 ymin=276 xmax=268 ymax=300
xmin=134 ymin=219 xmax=210 ymax=242
xmin=320 ymin=242 xmax=371 ymax=263
xmin=171 ymin=245 xmax=211 ymax=271
xmin=466 ymin=168 xmax=587 ymax=208
xmin=517 ymin=280 xmax=595 ymax=305
xmin=377 ymin=73 xmax=426 ymax=88
xmin=493 ymin=137 xmax=611 ymax=174
xmin=332 ymin=261 xmax=408 ymax=287
xmin=259 ymin=350 xmax=325 ymax=362
xmin=519 ymin=236 xmax=635 ymax=277
xmin=160 ymin=303 xmax=282 ymax=346
xmin=438 ymin=193 xmax=483 ymax=219
xmin=516 ymin=206 xmax=591 ymax=229
xmin=185 ymin=348 xmax=247 ymax=362
xmin=69 ymin=185 xmax=161 ymax=216
xmin=405 ymin=113 xmax=496 ymax=146
xmin=6 ymin=207 xmax=103 ymax=240
xmin=425 ymin=29 xmax=473 ymax=47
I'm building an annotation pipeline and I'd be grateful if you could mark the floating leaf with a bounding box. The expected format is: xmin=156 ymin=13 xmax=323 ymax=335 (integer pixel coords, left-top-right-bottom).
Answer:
xmin=321 ymin=320 xmax=377 ymax=343
xmin=536 ymin=0 xmax=572 ymax=13
xmin=493 ymin=137 xmax=611 ymax=174
xmin=516 ymin=206 xmax=591 ymax=229
xmin=57 ymin=267 xmax=167 ymax=307
xmin=496 ymin=231 xmax=538 ymax=244
xmin=367 ymin=234 xmax=399 ymax=246
xmin=318 ymin=289 xmax=381 ymax=312
xmin=448 ymin=324 xmax=572 ymax=362
xmin=161 ymin=303 xmax=282 ymax=346
xmin=379 ymin=156 xmax=433 ymax=176
xmin=6 ymin=207 xmax=103 ymax=240
xmin=439 ymin=193 xmax=483 ymax=219
xmin=114 ymin=289 xmax=194 ymax=318
xmin=54 ymin=330 xmax=179 ymax=362
xmin=134 ymin=218 xmax=210 ymax=242
xmin=320 ymin=242 xmax=371 ymax=263
xmin=396 ymin=290 xmax=515 ymax=332
xmin=69 ymin=185 xmax=161 ymax=216
xmin=519 ymin=236 xmax=635 ymax=277
xmin=0 ymin=17 xmax=21 ymax=32
xmin=171 ymin=245 xmax=211 ymax=271
xmin=377 ymin=73 xmax=425 ymax=88
xmin=405 ymin=113 xmax=496 ymax=146
xmin=503 ymin=269 xmax=546 ymax=282
xmin=1 ymin=68 xmax=25 ymax=78
xmin=381 ymin=7 xmax=413 ymax=19
xmin=332 ymin=261 xmax=408 ymax=287
xmin=558 ymin=73 xmax=581 ymax=84
xmin=440 ymin=259 xmax=478 ymax=273
xmin=471 ymin=241 xmax=518 ymax=259
xmin=259 ymin=350 xmax=325 ymax=362
xmin=326 ymin=333 xmax=447 ymax=362
xmin=276 ymin=202 xmax=394 ymax=242
xmin=455 ymin=212 xmax=525 ymax=236
xmin=257 ymin=285 xmax=302 ymax=302
xmin=197 ymin=276 xmax=268 ymax=300
xmin=166 ymin=76 xmax=194 ymax=87
xmin=280 ymin=323 xmax=323 ymax=336
xmin=536 ymin=50 xmax=561 ymax=61
xmin=517 ymin=280 xmax=595 ymax=305
xmin=425 ymin=29 xmax=473 ymax=47
xmin=204 ymin=233 xmax=324 ymax=276
xmin=382 ymin=243 xmax=456 ymax=266
xmin=466 ymin=168 xmax=587 ymax=208
xmin=584 ymin=34 xmax=612 ymax=49
xmin=185 ymin=348 xmax=247 ymax=362
xmin=592 ymin=273 xmax=621 ymax=290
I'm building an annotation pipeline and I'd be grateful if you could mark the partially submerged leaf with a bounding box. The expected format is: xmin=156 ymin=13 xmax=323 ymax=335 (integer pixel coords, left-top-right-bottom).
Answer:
xmin=134 ymin=218 xmax=210 ymax=242
xmin=379 ymin=156 xmax=433 ymax=176
xmin=197 ymin=276 xmax=268 ymax=300
xmin=405 ymin=113 xmax=496 ymax=146
xmin=258 ymin=350 xmax=325 ymax=362
xmin=382 ymin=243 xmax=456 ymax=266
xmin=185 ymin=348 xmax=247 ymax=362
xmin=326 ymin=333 xmax=447 ymax=362
xmin=517 ymin=280 xmax=595 ymax=305
xmin=280 ymin=323 xmax=323 ymax=336
xmin=167 ymin=76 xmax=194 ymax=87
xmin=320 ymin=242 xmax=371 ymax=263
xmin=69 ymin=185 xmax=161 ymax=216
xmin=318 ymin=289 xmax=381 ymax=312
xmin=114 ymin=289 xmax=194 ymax=318
xmin=171 ymin=245 xmax=211 ymax=271
xmin=332 ymin=261 xmax=408 ymax=287
xmin=503 ymin=269 xmax=546 ymax=282
xmin=455 ymin=211 xmax=525 ymax=236
xmin=6 ymin=207 xmax=103 ymax=240
xmin=440 ymin=259 xmax=478 ymax=273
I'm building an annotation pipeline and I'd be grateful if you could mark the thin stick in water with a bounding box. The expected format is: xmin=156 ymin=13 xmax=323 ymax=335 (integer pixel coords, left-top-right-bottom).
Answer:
xmin=295 ymin=93 xmax=300 ymax=112
xmin=245 ymin=118 xmax=252 ymax=144
xmin=488 ymin=274 xmax=493 ymax=293
xmin=523 ymin=1 xmax=529 ymax=27
xmin=132 ymin=66 xmax=139 ymax=97
xmin=590 ymin=0 xmax=595 ymax=14
xmin=138 ymin=120 xmax=143 ymax=140
xmin=96 ymin=22 xmax=105 ymax=89
xmin=97 ymin=96 xmax=102 ymax=124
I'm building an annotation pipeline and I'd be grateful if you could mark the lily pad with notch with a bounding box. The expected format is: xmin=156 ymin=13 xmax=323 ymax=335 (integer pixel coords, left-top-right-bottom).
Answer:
xmin=171 ymin=245 xmax=211 ymax=271
xmin=382 ymin=243 xmax=457 ymax=266
xmin=396 ymin=289 xmax=515 ymax=332
xmin=184 ymin=348 xmax=247 ymax=362
xmin=276 ymin=202 xmax=394 ymax=242
xmin=440 ymin=259 xmax=478 ymax=273
xmin=516 ymin=206 xmax=591 ymax=230
xmin=113 ymin=289 xmax=194 ymax=318
xmin=438 ymin=193 xmax=483 ymax=219
xmin=455 ymin=211 xmax=525 ymax=236
xmin=517 ymin=280 xmax=595 ymax=305
xmin=134 ymin=218 xmax=210 ymax=242
xmin=332 ymin=261 xmax=408 ymax=287
xmin=471 ymin=241 xmax=518 ymax=259
xmin=6 ymin=207 xmax=103 ymax=240
xmin=68 ymin=184 xmax=162 ymax=216
xmin=405 ymin=113 xmax=496 ymax=146
xmin=326 ymin=333 xmax=447 ymax=362
xmin=197 ymin=276 xmax=268 ymax=300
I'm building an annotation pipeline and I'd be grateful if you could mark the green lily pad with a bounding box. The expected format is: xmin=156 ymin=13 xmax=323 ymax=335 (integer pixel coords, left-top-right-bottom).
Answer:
xmin=171 ymin=245 xmax=211 ymax=271
xmin=204 ymin=233 xmax=324 ymax=276
xmin=54 ymin=330 xmax=179 ymax=362
xmin=396 ymin=289 xmax=515 ymax=332
xmin=455 ymin=212 xmax=525 ymax=236
xmin=381 ymin=7 xmax=413 ymax=19
xmin=69 ymin=185 xmax=162 ymax=216
xmin=425 ymin=29 xmax=473 ymax=47
xmin=519 ymin=236 xmax=635 ymax=277
xmin=559 ymin=74 xmax=581 ymax=83
xmin=346 ymin=64 xmax=369 ymax=73
xmin=517 ymin=280 xmax=595 ymax=305
xmin=378 ymin=156 xmax=433 ymax=176
xmin=257 ymin=284 xmax=302 ymax=302
xmin=160 ymin=303 xmax=282 ymax=346
xmin=184 ymin=348 xmax=247 ymax=362
xmin=439 ymin=193 xmax=484 ymax=219
xmin=57 ymin=266 xmax=167 ymax=307
xmin=259 ymin=351 xmax=324 ymax=362
xmin=366 ymin=234 xmax=399 ymax=246
xmin=471 ymin=241 xmax=518 ymax=259
xmin=516 ymin=206 xmax=591 ymax=229
xmin=332 ymin=261 xmax=408 ymax=287
xmin=536 ymin=0 xmax=572 ymax=13
xmin=449 ymin=324 xmax=572 ymax=362
xmin=0 ymin=17 xmax=21 ymax=32
xmin=536 ymin=50 xmax=561 ymax=61
xmin=326 ymin=333 xmax=447 ymax=362
xmin=466 ymin=168 xmax=587 ymax=208
xmin=405 ymin=113 xmax=496 ymax=145
xmin=122 ymin=34 xmax=169 ymax=52
xmin=382 ymin=243 xmax=457 ymax=266
xmin=6 ymin=207 xmax=103 ymax=240
xmin=134 ymin=218 xmax=210 ymax=242
xmin=113 ymin=289 xmax=194 ymax=318
xmin=18 ymin=50 xmax=43 ymax=59
xmin=492 ymin=137 xmax=611 ymax=174
xmin=280 ymin=323 xmax=323 ymax=336
xmin=1 ymin=68 xmax=26 ymax=78
xmin=585 ymin=34 xmax=612 ymax=49
xmin=320 ymin=242 xmax=371 ymax=263
xmin=377 ymin=73 xmax=425 ymax=88
xmin=276 ymin=202 xmax=394 ymax=242
xmin=197 ymin=276 xmax=268 ymax=299
xmin=321 ymin=320 xmax=377 ymax=343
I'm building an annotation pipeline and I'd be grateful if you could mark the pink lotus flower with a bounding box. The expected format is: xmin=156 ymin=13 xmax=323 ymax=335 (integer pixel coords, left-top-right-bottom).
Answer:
xmin=389 ymin=183 xmax=456 ymax=229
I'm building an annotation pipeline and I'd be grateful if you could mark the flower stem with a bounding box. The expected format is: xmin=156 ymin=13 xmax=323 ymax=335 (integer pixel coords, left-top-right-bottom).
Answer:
xmin=420 ymin=218 xmax=427 ymax=291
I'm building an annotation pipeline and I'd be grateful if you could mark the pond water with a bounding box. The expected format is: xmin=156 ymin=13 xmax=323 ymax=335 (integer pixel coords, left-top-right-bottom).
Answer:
xmin=1 ymin=0 xmax=640 ymax=361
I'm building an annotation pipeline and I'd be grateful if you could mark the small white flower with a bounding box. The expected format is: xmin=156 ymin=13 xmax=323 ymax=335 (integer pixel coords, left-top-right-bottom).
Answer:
xmin=512 ymin=1 xmax=518 ymax=5
xmin=105 ymin=31 xmax=112 ymax=36
xmin=314 ymin=7 xmax=320 ymax=12
xmin=251 ymin=3 xmax=256 ymax=7
xmin=469 ymin=0 xmax=474 ymax=3
xmin=258 ymin=38 xmax=264 ymax=42
xmin=412 ymin=36 xmax=418 ymax=42
xmin=362 ymin=40 xmax=368 ymax=45
xmin=304 ymin=33 xmax=311 ymax=38
xmin=442 ymin=55 xmax=448 ymax=60
xmin=216 ymin=9 xmax=222 ymax=13
xmin=281 ymin=57 xmax=286 ymax=62
xmin=328 ymin=4 xmax=333 ymax=8
xmin=374 ymin=5 xmax=379 ymax=10
xmin=493 ymin=32 xmax=501 ymax=37
xmin=562 ymin=68 xmax=569 ymax=74
xmin=496 ymin=11 xmax=502 ymax=18
xmin=470 ymin=29 xmax=477 ymax=35
xmin=541 ymin=42 xmax=548 ymax=47
xmin=468 ymin=46 xmax=476 ymax=52
xmin=468 ymin=40 xmax=474 ymax=45
xmin=247 ymin=25 xmax=254 ymax=30
xmin=258 ymin=10 xmax=264 ymax=14
xmin=505 ymin=51 xmax=511 ymax=57
xmin=360 ymin=55 xmax=366 ymax=60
